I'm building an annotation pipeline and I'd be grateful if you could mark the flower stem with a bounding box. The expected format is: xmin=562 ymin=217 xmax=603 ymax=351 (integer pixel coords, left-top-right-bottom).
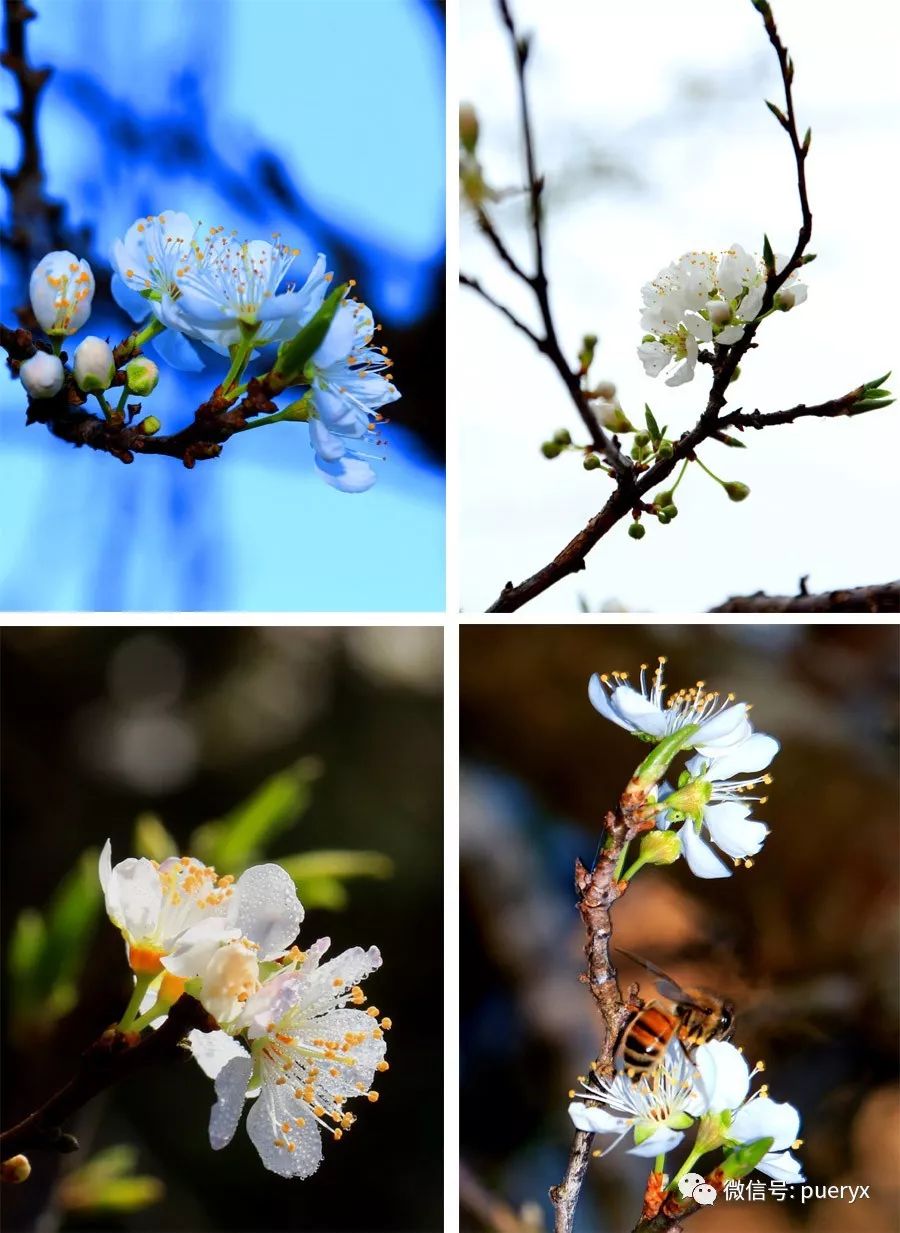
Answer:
xmin=130 ymin=999 xmax=166 ymax=1033
xmin=238 ymin=395 xmax=311 ymax=432
xmin=222 ymin=325 xmax=260 ymax=398
xmin=92 ymin=391 xmax=112 ymax=420
xmin=613 ymin=840 xmax=631 ymax=882
xmin=134 ymin=317 xmax=166 ymax=349
xmin=693 ymin=455 xmax=728 ymax=488
xmin=115 ymin=384 xmax=129 ymax=414
xmin=654 ymin=1153 xmax=665 ymax=1175
xmin=51 ymin=335 xmax=63 ymax=356
xmin=620 ymin=855 xmax=649 ymax=883
xmin=668 ymin=1144 xmax=710 ymax=1193
xmin=669 ymin=459 xmax=689 ymax=495
xmin=117 ymin=973 xmax=154 ymax=1031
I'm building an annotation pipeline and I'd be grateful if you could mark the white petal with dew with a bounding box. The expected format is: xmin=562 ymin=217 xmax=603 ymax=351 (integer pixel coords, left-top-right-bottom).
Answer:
xmin=106 ymin=857 xmax=163 ymax=939
xmin=191 ymin=1029 xmax=250 ymax=1080
xmin=209 ymin=1054 xmax=253 ymax=1150
xmin=229 ymin=864 xmax=303 ymax=960
xmin=246 ymin=1079 xmax=324 ymax=1178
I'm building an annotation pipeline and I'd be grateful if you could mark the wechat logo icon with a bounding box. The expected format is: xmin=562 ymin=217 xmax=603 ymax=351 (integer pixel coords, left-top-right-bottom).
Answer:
xmin=679 ymin=1173 xmax=717 ymax=1207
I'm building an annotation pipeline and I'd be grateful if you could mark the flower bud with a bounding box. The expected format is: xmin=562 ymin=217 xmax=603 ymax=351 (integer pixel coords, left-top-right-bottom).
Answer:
xmin=583 ymin=453 xmax=602 ymax=470
xmin=728 ymin=365 xmax=742 ymax=384
xmin=774 ymin=288 xmax=796 ymax=311
xmin=140 ymin=416 xmax=162 ymax=436
xmin=1 ymin=1154 xmax=32 ymax=1184
xmin=724 ymin=481 xmax=750 ymax=502
xmin=634 ymin=431 xmax=650 ymax=447
xmin=628 ymin=521 xmax=645 ymax=540
xmin=29 ymin=251 xmax=94 ymax=335
xmin=125 ymin=357 xmax=159 ymax=396
xmin=19 ymin=351 xmax=65 ymax=399
xmin=638 ymin=828 xmax=681 ymax=866
xmin=73 ymin=336 xmax=116 ymax=392
xmin=553 ymin=428 xmax=572 ymax=446
xmin=541 ymin=441 xmax=562 ymax=459
xmin=707 ymin=299 xmax=731 ymax=325
xmin=459 ymin=103 xmax=480 ymax=154
xmin=656 ymin=440 xmax=674 ymax=459
xmin=657 ymin=509 xmax=672 ymax=524
xmin=662 ymin=503 xmax=678 ymax=519
xmin=593 ymin=379 xmax=616 ymax=401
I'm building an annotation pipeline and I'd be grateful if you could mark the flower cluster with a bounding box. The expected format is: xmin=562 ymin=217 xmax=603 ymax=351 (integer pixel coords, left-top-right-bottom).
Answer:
xmin=100 ymin=841 xmax=389 ymax=1178
xmin=638 ymin=245 xmax=807 ymax=386
xmin=19 ymin=211 xmax=400 ymax=493
xmin=589 ymin=658 xmax=779 ymax=878
xmin=569 ymin=1039 xmax=804 ymax=1185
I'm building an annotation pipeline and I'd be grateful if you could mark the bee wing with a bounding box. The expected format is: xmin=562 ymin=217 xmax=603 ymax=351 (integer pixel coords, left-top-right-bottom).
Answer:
xmin=617 ymin=947 xmax=704 ymax=1006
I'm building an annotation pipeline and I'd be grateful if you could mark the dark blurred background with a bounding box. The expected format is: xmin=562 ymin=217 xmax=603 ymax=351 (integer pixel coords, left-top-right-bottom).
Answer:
xmin=0 ymin=0 xmax=445 ymax=611
xmin=1 ymin=625 xmax=443 ymax=1232
xmin=460 ymin=624 xmax=899 ymax=1233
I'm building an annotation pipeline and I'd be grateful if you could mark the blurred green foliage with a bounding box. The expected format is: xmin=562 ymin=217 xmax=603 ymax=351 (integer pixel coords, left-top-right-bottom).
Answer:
xmin=7 ymin=758 xmax=393 ymax=1039
xmin=57 ymin=1145 xmax=164 ymax=1215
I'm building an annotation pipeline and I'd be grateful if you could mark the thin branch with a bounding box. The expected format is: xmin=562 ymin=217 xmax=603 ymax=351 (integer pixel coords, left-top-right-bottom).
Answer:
xmin=1 ymin=324 xmax=281 ymax=468
xmin=0 ymin=995 xmax=218 ymax=1162
xmin=460 ymin=274 xmax=542 ymax=349
xmin=550 ymin=779 xmax=657 ymax=1233
xmin=459 ymin=1161 xmax=533 ymax=1233
xmin=711 ymin=579 xmax=900 ymax=613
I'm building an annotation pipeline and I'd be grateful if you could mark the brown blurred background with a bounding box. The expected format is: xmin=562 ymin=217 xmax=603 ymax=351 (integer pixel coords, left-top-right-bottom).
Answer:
xmin=1 ymin=626 xmax=443 ymax=1233
xmin=460 ymin=624 xmax=899 ymax=1233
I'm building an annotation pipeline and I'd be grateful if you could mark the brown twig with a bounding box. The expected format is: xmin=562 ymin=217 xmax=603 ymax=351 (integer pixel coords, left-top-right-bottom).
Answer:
xmin=1 ymin=323 xmax=280 ymax=468
xmin=711 ymin=579 xmax=900 ymax=613
xmin=549 ymin=778 xmax=659 ymax=1233
xmin=461 ymin=0 xmax=631 ymax=481
xmin=470 ymin=0 xmax=882 ymax=614
xmin=0 ymin=995 xmax=218 ymax=1162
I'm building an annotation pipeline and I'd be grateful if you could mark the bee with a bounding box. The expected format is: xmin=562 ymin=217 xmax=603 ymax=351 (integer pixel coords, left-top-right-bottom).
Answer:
xmin=616 ymin=948 xmax=735 ymax=1081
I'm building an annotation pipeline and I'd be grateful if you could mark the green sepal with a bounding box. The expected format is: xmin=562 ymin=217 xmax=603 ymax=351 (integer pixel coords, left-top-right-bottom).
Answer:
xmin=633 ymin=724 xmax=701 ymax=791
xmin=720 ymin=1136 xmax=775 ymax=1180
xmin=669 ymin=1111 xmax=695 ymax=1131
xmin=268 ymin=283 xmax=347 ymax=392
xmin=633 ymin=1122 xmax=658 ymax=1147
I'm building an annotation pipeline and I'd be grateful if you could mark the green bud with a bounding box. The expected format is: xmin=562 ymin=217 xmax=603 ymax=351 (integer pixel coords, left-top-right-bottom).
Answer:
xmin=541 ymin=441 xmax=562 ymax=459
xmin=553 ymin=428 xmax=572 ymax=446
xmin=628 ymin=521 xmax=645 ymax=540
xmin=662 ymin=503 xmax=678 ymax=519
xmin=654 ymin=489 xmax=673 ymax=506
xmin=656 ymin=439 xmax=674 ymax=460
xmin=583 ymin=453 xmax=602 ymax=471
xmin=724 ymin=481 xmax=750 ymax=502
xmin=459 ymin=103 xmax=480 ymax=154
xmin=657 ymin=509 xmax=672 ymax=524
xmin=642 ymin=334 xmax=656 ymax=344
xmin=774 ymin=289 xmax=796 ymax=311
xmin=140 ymin=416 xmax=161 ymax=436
xmin=765 ymin=99 xmax=787 ymax=127
xmin=864 ymin=371 xmax=891 ymax=390
xmin=634 ymin=431 xmax=650 ymax=447
xmin=638 ymin=829 xmax=681 ymax=867
xmin=729 ymin=365 xmax=742 ymax=384
xmin=125 ymin=357 xmax=160 ymax=396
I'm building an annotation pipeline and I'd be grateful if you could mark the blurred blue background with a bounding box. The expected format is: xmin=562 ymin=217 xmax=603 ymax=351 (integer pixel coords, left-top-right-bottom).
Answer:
xmin=0 ymin=0 xmax=445 ymax=611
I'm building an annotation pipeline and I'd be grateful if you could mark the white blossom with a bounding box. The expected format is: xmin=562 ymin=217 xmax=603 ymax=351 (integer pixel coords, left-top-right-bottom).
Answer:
xmin=588 ymin=658 xmax=753 ymax=757
xmin=73 ymin=336 xmax=116 ymax=393
xmin=19 ymin=351 xmax=65 ymax=399
xmin=207 ymin=938 xmax=389 ymax=1178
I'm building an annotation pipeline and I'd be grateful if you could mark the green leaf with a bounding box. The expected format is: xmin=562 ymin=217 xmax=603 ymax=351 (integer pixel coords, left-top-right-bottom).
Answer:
xmin=762 ymin=234 xmax=775 ymax=274
xmin=200 ymin=758 xmax=323 ymax=871
xmin=279 ymin=850 xmax=394 ymax=883
xmin=269 ymin=285 xmax=347 ymax=392
xmin=720 ymin=1136 xmax=775 ymax=1180
xmin=864 ymin=371 xmax=891 ymax=390
xmin=40 ymin=848 xmax=103 ymax=991
xmin=853 ymin=397 xmax=894 ymax=411
xmin=9 ymin=908 xmax=46 ymax=982
xmin=291 ymin=876 xmax=349 ymax=911
xmin=134 ymin=813 xmax=178 ymax=861
xmin=644 ymin=404 xmax=661 ymax=445
xmin=765 ymin=100 xmax=787 ymax=126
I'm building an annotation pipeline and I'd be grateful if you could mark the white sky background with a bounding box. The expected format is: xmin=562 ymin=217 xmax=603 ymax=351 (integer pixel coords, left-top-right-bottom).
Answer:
xmin=460 ymin=0 xmax=900 ymax=613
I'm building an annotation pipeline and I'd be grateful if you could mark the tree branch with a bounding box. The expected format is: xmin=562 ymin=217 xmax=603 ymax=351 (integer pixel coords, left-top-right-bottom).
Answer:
xmin=711 ymin=579 xmax=900 ymax=613
xmin=472 ymin=0 xmax=872 ymax=614
xmin=0 ymin=995 xmax=218 ymax=1162
xmin=1 ymin=323 xmax=282 ymax=468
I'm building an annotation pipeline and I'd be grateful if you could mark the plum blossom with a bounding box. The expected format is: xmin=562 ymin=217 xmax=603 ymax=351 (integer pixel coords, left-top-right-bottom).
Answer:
xmin=588 ymin=658 xmax=753 ymax=757
xmin=29 ymin=251 xmax=94 ymax=336
xmin=568 ymin=1044 xmax=704 ymax=1157
xmin=99 ymin=841 xmax=302 ymax=978
xmin=694 ymin=1040 xmax=804 ymax=1182
xmin=306 ymin=295 xmax=400 ymax=493
xmin=657 ymin=733 xmax=779 ymax=879
xmin=207 ymin=938 xmax=389 ymax=1177
xmin=638 ymin=244 xmax=808 ymax=385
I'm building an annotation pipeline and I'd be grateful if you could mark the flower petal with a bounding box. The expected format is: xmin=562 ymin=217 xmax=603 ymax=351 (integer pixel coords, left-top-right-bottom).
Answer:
xmin=705 ymin=804 xmax=768 ymax=860
xmin=731 ymin=1097 xmax=799 ymax=1152
xmin=695 ymin=1040 xmax=750 ymax=1112
xmin=694 ymin=703 xmax=751 ymax=755
xmin=705 ymin=733 xmax=780 ymax=779
xmin=612 ymin=686 xmax=668 ymax=736
xmin=627 ymin=1126 xmax=685 ymax=1157
xmin=314 ymin=452 xmax=377 ymax=493
xmin=209 ymin=1053 xmax=253 ymax=1150
xmin=99 ymin=838 xmax=112 ymax=894
xmin=106 ymin=857 xmax=163 ymax=939
xmin=679 ymin=821 xmax=732 ymax=879
xmin=588 ymin=674 xmax=630 ymax=730
xmin=568 ymin=1101 xmax=629 ymax=1134
xmin=756 ymin=1150 xmax=804 ymax=1182
xmin=191 ymin=1029 xmax=249 ymax=1080
xmin=229 ymin=864 xmax=303 ymax=960
xmin=162 ymin=917 xmax=240 ymax=977
xmin=246 ymin=1078 xmax=324 ymax=1178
